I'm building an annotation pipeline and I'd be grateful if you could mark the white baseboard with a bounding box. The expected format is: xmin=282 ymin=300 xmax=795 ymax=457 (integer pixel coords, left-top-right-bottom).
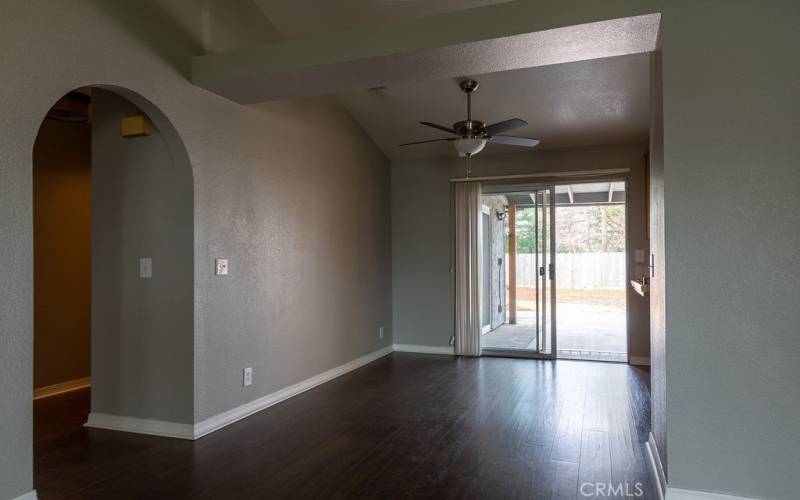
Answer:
xmin=83 ymin=345 xmax=395 ymax=441
xmin=393 ymin=344 xmax=454 ymax=355
xmin=630 ymin=356 xmax=651 ymax=366
xmin=645 ymin=432 xmax=666 ymax=500
xmin=192 ymin=344 xmax=395 ymax=439
xmin=12 ymin=491 xmax=37 ymax=500
xmin=666 ymin=488 xmax=760 ymax=500
xmin=33 ymin=377 xmax=91 ymax=400
xmin=85 ymin=413 xmax=195 ymax=440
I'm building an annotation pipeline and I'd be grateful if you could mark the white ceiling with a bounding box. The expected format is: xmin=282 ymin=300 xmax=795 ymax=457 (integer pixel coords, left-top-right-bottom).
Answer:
xmin=252 ymin=0 xmax=513 ymax=39
xmin=337 ymin=53 xmax=650 ymax=161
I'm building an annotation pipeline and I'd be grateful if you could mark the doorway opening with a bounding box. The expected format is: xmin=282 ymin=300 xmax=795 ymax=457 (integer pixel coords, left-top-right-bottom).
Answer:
xmin=479 ymin=187 xmax=555 ymax=357
xmin=33 ymin=90 xmax=93 ymax=458
xmin=553 ymin=182 xmax=627 ymax=362
xmin=32 ymin=86 xmax=195 ymax=498
xmin=478 ymin=181 xmax=628 ymax=362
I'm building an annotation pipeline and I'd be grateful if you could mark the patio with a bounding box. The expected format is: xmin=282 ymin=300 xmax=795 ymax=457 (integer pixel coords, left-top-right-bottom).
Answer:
xmin=482 ymin=298 xmax=627 ymax=362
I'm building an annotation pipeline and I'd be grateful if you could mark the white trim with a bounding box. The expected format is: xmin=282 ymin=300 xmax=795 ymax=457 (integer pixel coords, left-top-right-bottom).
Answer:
xmin=666 ymin=488 xmax=760 ymax=500
xmin=33 ymin=377 xmax=91 ymax=400
xmin=12 ymin=491 xmax=37 ymax=500
xmin=84 ymin=346 xmax=395 ymax=441
xmin=392 ymin=344 xmax=455 ymax=355
xmin=630 ymin=356 xmax=651 ymax=366
xmin=645 ymin=432 xmax=666 ymax=500
xmin=451 ymin=167 xmax=631 ymax=183
xmin=192 ymin=345 xmax=395 ymax=439
xmin=85 ymin=413 xmax=195 ymax=440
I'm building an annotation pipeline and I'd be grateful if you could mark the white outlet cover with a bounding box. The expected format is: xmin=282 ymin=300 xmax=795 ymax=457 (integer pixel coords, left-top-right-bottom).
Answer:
xmin=215 ymin=258 xmax=229 ymax=275
xmin=243 ymin=367 xmax=253 ymax=387
xmin=139 ymin=257 xmax=152 ymax=279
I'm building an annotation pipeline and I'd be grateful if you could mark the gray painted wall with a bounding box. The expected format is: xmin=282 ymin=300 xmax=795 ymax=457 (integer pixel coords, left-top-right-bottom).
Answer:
xmin=0 ymin=2 xmax=390 ymax=498
xmin=91 ymin=89 xmax=195 ymax=423
xmin=648 ymin=48 xmax=667 ymax=475
xmin=661 ymin=3 xmax=799 ymax=497
xmin=2 ymin=2 xmax=800 ymax=499
xmin=392 ymin=142 xmax=651 ymax=360
xmin=193 ymin=96 xmax=392 ymax=421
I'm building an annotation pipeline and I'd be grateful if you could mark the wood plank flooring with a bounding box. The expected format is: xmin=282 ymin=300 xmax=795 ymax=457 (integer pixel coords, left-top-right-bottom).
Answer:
xmin=34 ymin=353 xmax=653 ymax=499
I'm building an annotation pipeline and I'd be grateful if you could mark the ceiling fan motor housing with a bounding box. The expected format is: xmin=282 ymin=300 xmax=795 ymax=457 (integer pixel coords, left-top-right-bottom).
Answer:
xmin=453 ymin=119 xmax=486 ymax=137
xmin=459 ymin=79 xmax=479 ymax=93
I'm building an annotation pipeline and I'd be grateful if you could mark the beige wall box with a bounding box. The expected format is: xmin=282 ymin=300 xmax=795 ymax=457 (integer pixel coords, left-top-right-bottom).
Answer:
xmin=121 ymin=115 xmax=151 ymax=137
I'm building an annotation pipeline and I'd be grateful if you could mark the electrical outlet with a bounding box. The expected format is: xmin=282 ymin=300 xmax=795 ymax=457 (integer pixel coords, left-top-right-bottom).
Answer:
xmin=215 ymin=258 xmax=229 ymax=275
xmin=378 ymin=326 xmax=384 ymax=339
xmin=243 ymin=367 xmax=253 ymax=387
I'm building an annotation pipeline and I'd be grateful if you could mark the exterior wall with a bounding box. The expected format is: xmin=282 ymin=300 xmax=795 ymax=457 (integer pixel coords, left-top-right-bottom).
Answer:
xmin=483 ymin=196 xmax=507 ymax=330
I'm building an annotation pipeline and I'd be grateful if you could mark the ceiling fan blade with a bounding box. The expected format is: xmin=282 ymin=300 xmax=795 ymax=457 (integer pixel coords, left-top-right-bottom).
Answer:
xmin=489 ymin=135 xmax=540 ymax=147
xmin=419 ymin=121 xmax=457 ymax=134
xmin=484 ymin=118 xmax=527 ymax=136
xmin=399 ymin=137 xmax=457 ymax=147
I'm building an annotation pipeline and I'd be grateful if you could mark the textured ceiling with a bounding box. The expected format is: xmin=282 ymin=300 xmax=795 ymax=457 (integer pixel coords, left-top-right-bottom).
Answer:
xmin=337 ymin=53 xmax=650 ymax=160
xmin=252 ymin=0 xmax=513 ymax=39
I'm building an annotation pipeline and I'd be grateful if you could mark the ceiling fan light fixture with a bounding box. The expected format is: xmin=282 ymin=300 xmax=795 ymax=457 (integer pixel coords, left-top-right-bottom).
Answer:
xmin=453 ymin=137 xmax=487 ymax=157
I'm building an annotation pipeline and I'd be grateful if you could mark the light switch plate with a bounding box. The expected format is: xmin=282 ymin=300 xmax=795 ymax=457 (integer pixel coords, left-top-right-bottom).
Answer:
xmin=139 ymin=257 xmax=152 ymax=279
xmin=215 ymin=258 xmax=228 ymax=275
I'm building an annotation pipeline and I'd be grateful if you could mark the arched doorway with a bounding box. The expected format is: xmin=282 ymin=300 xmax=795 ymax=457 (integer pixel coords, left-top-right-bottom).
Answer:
xmin=32 ymin=86 xmax=194 ymax=496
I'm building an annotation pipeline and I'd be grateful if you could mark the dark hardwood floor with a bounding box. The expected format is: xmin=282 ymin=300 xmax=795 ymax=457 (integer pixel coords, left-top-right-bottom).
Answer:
xmin=34 ymin=353 xmax=653 ymax=499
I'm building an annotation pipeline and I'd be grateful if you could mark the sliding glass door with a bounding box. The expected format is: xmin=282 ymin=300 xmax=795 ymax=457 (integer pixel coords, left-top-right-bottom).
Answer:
xmin=534 ymin=188 xmax=556 ymax=356
xmin=479 ymin=186 xmax=556 ymax=358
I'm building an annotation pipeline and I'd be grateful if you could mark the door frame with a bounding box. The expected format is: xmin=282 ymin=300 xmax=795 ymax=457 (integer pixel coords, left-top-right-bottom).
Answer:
xmin=480 ymin=204 xmax=492 ymax=334
xmin=481 ymin=185 xmax=557 ymax=360
xmin=479 ymin=176 xmax=631 ymax=362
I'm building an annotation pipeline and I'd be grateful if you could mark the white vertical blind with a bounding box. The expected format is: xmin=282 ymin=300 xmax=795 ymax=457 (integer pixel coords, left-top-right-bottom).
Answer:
xmin=453 ymin=181 xmax=482 ymax=356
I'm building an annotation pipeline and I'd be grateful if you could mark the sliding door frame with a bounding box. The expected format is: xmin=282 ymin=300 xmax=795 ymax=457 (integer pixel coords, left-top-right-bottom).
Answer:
xmin=481 ymin=185 xmax=557 ymax=360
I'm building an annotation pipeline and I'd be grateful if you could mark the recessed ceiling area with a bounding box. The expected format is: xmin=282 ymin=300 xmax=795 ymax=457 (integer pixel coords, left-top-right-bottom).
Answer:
xmin=252 ymin=0 xmax=514 ymax=39
xmin=336 ymin=53 xmax=650 ymax=161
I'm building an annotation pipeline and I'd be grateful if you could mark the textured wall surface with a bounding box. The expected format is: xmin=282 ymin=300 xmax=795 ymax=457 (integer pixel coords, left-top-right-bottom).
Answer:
xmin=487 ymin=198 xmax=507 ymax=329
xmin=660 ymin=3 xmax=800 ymax=497
xmin=91 ymin=89 xmax=194 ymax=423
xmin=648 ymin=48 xmax=667 ymax=475
xmin=193 ymin=96 xmax=392 ymax=421
xmin=0 ymin=2 xmax=390 ymax=498
xmin=392 ymin=142 xmax=650 ymax=357
xmin=3 ymin=1 xmax=800 ymax=499
xmin=32 ymin=117 xmax=92 ymax=389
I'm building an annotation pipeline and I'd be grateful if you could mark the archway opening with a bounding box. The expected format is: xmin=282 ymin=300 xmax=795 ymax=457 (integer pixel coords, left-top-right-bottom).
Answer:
xmin=32 ymin=86 xmax=194 ymax=497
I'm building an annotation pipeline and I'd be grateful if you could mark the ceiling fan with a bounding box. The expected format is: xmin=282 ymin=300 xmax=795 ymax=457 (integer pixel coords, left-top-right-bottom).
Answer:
xmin=399 ymin=79 xmax=540 ymax=157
